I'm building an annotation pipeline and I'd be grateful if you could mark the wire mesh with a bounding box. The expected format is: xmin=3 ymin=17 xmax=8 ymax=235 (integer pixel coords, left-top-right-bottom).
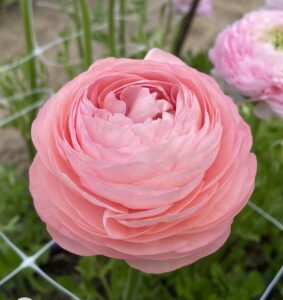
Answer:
xmin=0 ymin=1 xmax=282 ymax=299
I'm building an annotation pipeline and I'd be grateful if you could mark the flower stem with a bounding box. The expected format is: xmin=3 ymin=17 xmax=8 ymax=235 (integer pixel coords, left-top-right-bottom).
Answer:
xmin=138 ymin=0 xmax=147 ymax=43
xmin=78 ymin=0 xmax=93 ymax=69
xmin=20 ymin=0 xmax=37 ymax=159
xmin=20 ymin=0 xmax=36 ymax=91
xmin=172 ymin=0 xmax=200 ymax=57
xmin=160 ymin=0 xmax=173 ymax=48
xmin=251 ymin=114 xmax=262 ymax=151
xmin=119 ymin=0 xmax=126 ymax=56
xmin=73 ymin=0 xmax=85 ymax=61
xmin=109 ymin=0 xmax=117 ymax=56
xmin=26 ymin=133 xmax=36 ymax=159
xmin=123 ymin=268 xmax=142 ymax=300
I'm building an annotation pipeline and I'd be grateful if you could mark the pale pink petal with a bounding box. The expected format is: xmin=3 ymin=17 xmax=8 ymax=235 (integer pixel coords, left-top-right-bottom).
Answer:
xmin=144 ymin=48 xmax=186 ymax=66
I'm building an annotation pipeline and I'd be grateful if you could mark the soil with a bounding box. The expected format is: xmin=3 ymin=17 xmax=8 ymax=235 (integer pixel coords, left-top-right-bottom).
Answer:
xmin=0 ymin=0 xmax=265 ymax=175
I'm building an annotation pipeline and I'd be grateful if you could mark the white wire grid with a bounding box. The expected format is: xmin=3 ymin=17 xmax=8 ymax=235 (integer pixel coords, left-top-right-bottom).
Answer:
xmin=0 ymin=1 xmax=282 ymax=299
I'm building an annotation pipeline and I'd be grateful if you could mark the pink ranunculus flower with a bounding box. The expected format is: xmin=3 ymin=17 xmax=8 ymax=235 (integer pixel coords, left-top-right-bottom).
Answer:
xmin=266 ymin=0 xmax=283 ymax=10
xmin=173 ymin=0 xmax=212 ymax=16
xmin=209 ymin=10 xmax=283 ymax=118
xmin=29 ymin=49 xmax=256 ymax=274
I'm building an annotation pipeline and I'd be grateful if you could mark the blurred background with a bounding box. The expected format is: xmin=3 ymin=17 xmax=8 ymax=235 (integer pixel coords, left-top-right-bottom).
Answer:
xmin=0 ymin=1 xmax=283 ymax=300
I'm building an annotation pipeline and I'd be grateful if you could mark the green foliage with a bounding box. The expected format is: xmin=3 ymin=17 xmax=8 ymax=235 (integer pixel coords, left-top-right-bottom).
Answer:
xmin=0 ymin=0 xmax=16 ymax=9
xmin=0 ymin=242 xmax=21 ymax=279
xmin=0 ymin=165 xmax=49 ymax=254
xmin=0 ymin=62 xmax=49 ymax=159
xmin=0 ymin=267 xmax=66 ymax=300
xmin=185 ymin=50 xmax=213 ymax=74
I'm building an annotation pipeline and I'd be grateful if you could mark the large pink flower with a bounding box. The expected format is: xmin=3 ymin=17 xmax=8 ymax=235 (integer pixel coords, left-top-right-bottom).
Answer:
xmin=209 ymin=10 xmax=283 ymax=118
xmin=29 ymin=49 xmax=256 ymax=274
xmin=173 ymin=0 xmax=212 ymax=16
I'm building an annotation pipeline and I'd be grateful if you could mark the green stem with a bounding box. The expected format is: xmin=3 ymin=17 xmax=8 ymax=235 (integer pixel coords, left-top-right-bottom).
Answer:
xmin=251 ymin=114 xmax=262 ymax=151
xmin=160 ymin=0 xmax=173 ymax=48
xmin=20 ymin=0 xmax=36 ymax=91
xmin=172 ymin=0 xmax=200 ymax=56
xmin=119 ymin=0 xmax=126 ymax=56
xmin=101 ymin=277 xmax=113 ymax=300
xmin=139 ymin=0 xmax=147 ymax=42
xmin=123 ymin=268 xmax=142 ymax=300
xmin=78 ymin=0 xmax=93 ymax=69
xmin=26 ymin=133 xmax=36 ymax=159
xmin=109 ymin=0 xmax=117 ymax=56
xmin=73 ymin=0 xmax=85 ymax=61
xmin=20 ymin=0 xmax=37 ymax=160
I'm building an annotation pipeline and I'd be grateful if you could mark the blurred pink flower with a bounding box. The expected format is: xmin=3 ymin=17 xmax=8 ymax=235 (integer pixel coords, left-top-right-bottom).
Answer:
xmin=266 ymin=0 xmax=283 ymax=9
xmin=30 ymin=49 xmax=256 ymax=274
xmin=210 ymin=10 xmax=283 ymax=118
xmin=173 ymin=0 xmax=212 ymax=16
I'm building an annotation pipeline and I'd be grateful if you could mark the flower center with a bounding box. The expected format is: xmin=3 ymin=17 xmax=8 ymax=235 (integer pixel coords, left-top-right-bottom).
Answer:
xmin=267 ymin=28 xmax=283 ymax=50
xmin=120 ymin=86 xmax=173 ymax=123
xmin=102 ymin=85 xmax=174 ymax=123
